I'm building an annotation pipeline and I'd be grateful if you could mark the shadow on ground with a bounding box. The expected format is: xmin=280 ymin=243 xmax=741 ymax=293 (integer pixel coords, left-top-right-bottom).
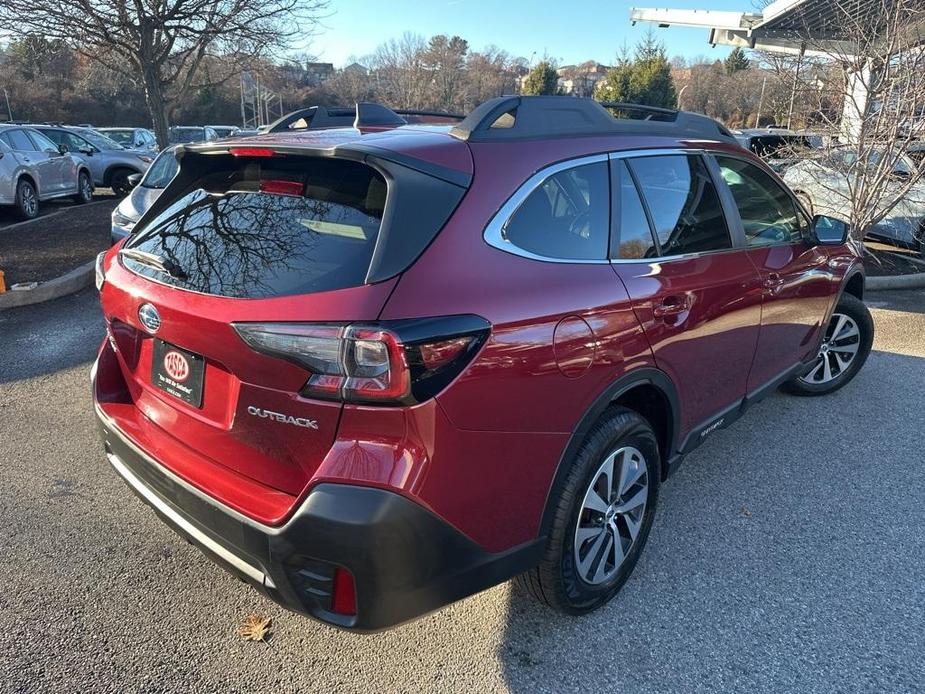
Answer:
xmin=0 ymin=287 xmax=103 ymax=383
xmin=497 ymin=349 xmax=925 ymax=693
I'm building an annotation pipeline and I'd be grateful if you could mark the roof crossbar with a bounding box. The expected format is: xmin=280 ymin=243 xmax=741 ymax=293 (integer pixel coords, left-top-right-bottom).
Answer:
xmin=449 ymin=96 xmax=737 ymax=144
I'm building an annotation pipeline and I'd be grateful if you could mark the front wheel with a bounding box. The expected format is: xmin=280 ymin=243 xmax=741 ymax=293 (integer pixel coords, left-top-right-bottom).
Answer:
xmin=783 ymin=293 xmax=874 ymax=396
xmin=109 ymin=168 xmax=133 ymax=196
xmin=516 ymin=407 xmax=659 ymax=614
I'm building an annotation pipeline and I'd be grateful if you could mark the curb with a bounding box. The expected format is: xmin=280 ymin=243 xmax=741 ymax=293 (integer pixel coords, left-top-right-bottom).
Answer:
xmin=866 ymin=272 xmax=925 ymax=290
xmin=0 ymin=259 xmax=95 ymax=310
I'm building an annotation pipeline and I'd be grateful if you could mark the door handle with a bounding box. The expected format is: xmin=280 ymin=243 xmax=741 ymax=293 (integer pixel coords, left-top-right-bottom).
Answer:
xmin=653 ymin=295 xmax=692 ymax=317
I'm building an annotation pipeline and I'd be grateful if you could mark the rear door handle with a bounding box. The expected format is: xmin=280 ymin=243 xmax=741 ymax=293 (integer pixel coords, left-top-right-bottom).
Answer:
xmin=653 ymin=295 xmax=692 ymax=317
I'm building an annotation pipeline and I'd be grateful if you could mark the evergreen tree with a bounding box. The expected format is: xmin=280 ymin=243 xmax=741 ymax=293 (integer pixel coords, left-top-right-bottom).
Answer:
xmin=724 ymin=47 xmax=750 ymax=75
xmin=597 ymin=33 xmax=676 ymax=110
xmin=522 ymin=61 xmax=559 ymax=96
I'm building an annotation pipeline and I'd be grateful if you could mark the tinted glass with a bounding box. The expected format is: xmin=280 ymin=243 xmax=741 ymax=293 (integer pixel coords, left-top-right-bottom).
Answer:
xmin=169 ymin=128 xmax=205 ymax=144
xmin=26 ymin=130 xmax=58 ymax=152
xmin=77 ymin=129 xmax=122 ymax=150
xmin=6 ymin=129 xmax=35 ymax=151
xmin=504 ymin=160 xmax=609 ymax=260
xmin=716 ymin=156 xmax=804 ymax=246
xmin=100 ymin=130 xmax=134 ymax=146
xmin=141 ymin=149 xmax=178 ymax=188
xmin=628 ymin=155 xmax=731 ymax=256
xmin=124 ymin=157 xmax=387 ymax=298
xmin=613 ymin=161 xmax=658 ymax=259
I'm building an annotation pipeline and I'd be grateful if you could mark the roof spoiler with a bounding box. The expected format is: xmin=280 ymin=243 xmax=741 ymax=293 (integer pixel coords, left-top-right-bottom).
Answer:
xmin=449 ymin=96 xmax=737 ymax=144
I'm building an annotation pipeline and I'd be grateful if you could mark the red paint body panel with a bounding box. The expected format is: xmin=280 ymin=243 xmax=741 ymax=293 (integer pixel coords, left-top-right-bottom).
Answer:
xmin=94 ymin=123 xmax=858 ymax=557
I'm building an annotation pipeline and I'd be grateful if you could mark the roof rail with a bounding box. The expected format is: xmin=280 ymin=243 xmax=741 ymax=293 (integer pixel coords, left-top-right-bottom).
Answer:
xmin=265 ymin=103 xmax=465 ymax=134
xmin=449 ymin=96 xmax=736 ymax=144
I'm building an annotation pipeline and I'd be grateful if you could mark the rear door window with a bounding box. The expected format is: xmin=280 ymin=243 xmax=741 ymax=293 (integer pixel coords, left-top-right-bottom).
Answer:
xmin=124 ymin=157 xmax=387 ymax=298
xmin=627 ymin=155 xmax=732 ymax=256
xmin=503 ymin=160 xmax=610 ymax=260
xmin=6 ymin=129 xmax=36 ymax=151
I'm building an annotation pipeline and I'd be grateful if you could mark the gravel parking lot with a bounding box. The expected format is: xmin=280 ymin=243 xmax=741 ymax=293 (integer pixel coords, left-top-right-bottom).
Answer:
xmin=0 ymin=288 xmax=922 ymax=693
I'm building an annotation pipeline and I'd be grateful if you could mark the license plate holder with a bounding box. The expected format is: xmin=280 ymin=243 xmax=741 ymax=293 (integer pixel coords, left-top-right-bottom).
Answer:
xmin=151 ymin=339 xmax=204 ymax=408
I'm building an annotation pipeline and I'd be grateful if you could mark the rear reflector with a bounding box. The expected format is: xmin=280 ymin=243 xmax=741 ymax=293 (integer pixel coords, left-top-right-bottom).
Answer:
xmin=232 ymin=316 xmax=490 ymax=405
xmin=331 ymin=567 xmax=357 ymax=616
xmin=229 ymin=147 xmax=275 ymax=157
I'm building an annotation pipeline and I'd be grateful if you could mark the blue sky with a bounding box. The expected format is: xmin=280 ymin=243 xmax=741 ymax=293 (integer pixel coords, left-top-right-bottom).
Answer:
xmin=307 ymin=0 xmax=745 ymax=66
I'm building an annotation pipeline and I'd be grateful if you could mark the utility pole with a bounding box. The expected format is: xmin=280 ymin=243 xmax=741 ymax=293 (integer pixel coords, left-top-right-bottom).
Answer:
xmin=755 ymin=75 xmax=767 ymax=128
xmin=3 ymin=89 xmax=12 ymax=122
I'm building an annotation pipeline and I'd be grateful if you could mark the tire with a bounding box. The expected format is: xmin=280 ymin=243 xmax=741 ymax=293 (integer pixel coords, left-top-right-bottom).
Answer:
xmin=516 ymin=407 xmax=660 ymax=614
xmin=109 ymin=168 xmax=133 ymax=196
xmin=783 ymin=293 xmax=874 ymax=396
xmin=73 ymin=171 xmax=93 ymax=204
xmin=13 ymin=178 xmax=38 ymax=220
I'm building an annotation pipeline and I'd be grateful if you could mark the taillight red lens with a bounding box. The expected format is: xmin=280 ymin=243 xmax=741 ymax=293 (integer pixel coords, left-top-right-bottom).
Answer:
xmin=229 ymin=147 xmax=275 ymax=157
xmin=233 ymin=316 xmax=490 ymax=405
xmin=260 ymin=179 xmax=304 ymax=197
xmin=331 ymin=567 xmax=357 ymax=616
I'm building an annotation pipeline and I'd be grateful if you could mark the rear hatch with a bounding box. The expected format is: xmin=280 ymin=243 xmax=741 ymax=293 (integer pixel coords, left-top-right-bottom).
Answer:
xmin=98 ymin=135 xmax=470 ymax=522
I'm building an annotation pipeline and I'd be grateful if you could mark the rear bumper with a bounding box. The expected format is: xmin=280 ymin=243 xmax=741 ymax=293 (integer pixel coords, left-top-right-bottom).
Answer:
xmin=96 ymin=404 xmax=542 ymax=632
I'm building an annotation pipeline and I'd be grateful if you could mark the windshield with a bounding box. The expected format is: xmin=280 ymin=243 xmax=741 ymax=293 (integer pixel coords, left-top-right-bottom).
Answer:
xmin=834 ymin=147 xmax=916 ymax=175
xmin=141 ymin=149 xmax=179 ymax=189
xmin=169 ymin=128 xmax=205 ymax=144
xmin=99 ymin=130 xmax=134 ymax=146
xmin=76 ymin=129 xmax=123 ymax=150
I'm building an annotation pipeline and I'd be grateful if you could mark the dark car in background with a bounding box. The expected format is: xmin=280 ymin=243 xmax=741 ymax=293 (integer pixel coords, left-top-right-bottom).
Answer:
xmin=93 ymin=97 xmax=871 ymax=632
xmin=34 ymin=125 xmax=152 ymax=195
xmin=110 ymin=145 xmax=179 ymax=244
xmin=733 ymin=128 xmax=815 ymax=173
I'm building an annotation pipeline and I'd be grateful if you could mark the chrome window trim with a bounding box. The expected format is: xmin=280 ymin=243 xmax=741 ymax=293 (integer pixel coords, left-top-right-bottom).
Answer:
xmin=482 ymin=153 xmax=610 ymax=265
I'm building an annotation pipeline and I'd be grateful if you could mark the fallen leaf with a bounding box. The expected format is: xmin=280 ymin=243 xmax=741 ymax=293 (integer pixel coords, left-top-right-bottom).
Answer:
xmin=238 ymin=615 xmax=272 ymax=643
xmin=740 ymin=505 xmax=752 ymax=517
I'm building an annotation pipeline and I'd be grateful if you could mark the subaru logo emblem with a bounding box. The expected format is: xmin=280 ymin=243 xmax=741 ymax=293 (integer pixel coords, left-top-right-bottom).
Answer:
xmin=138 ymin=303 xmax=161 ymax=334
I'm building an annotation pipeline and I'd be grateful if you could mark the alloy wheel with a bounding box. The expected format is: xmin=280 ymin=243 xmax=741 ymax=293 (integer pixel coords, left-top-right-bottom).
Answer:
xmin=21 ymin=185 xmax=36 ymax=216
xmin=80 ymin=175 xmax=92 ymax=201
xmin=799 ymin=312 xmax=861 ymax=385
xmin=573 ymin=446 xmax=649 ymax=585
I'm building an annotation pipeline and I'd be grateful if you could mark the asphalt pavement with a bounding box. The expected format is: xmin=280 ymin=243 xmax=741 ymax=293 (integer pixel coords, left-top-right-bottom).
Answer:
xmin=0 ymin=288 xmax=922 ymax=693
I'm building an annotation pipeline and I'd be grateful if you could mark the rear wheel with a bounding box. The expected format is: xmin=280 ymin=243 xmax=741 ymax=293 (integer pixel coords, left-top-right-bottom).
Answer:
xmin=14 ymin=179 xmax=38 ymax=220
xmin=783 ymin=293 xmax=873 ymax=396
xmin=73 ymin=171 xmax=93 ymax=204
xmin=109 ymin=168 xmax=133 ymax=196
xmin=517 ymin=407 xmax=659 ymax=614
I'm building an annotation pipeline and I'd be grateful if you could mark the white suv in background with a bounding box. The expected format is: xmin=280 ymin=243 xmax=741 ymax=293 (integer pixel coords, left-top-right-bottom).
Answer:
xmin=0 ymin=125 xmax=93 ymax=220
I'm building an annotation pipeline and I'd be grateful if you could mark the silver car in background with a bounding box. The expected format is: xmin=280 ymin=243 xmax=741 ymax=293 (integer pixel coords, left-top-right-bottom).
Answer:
xmin=168 ymin=126 xmax=219 ymax=145
xmin=207 ymin=125 xmax=241 ymax=139
xmin=0 ymin=125 xmax=93 ymax=220
xmin=110 ymin=145 xmax=179 ymax=244
xmin=32 ymin=125 xmax=152 ymax=196
xmin=97 ymin=127 xmax=158 ymax=153
xmin=784 ymin=146 xmax=925 ymax=257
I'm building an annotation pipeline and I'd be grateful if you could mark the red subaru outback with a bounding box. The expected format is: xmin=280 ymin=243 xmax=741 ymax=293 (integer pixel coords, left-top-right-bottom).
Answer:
xmin=93 ymin=98 xmax=873 ymax=631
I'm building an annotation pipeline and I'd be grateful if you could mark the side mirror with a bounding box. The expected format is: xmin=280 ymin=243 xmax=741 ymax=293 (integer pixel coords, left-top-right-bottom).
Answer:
xmin=811 ymin=215 xmax=850 ymax=245
xmin=126 ymin=173 xmax=143 ymax=189
xmin=57 ymin=144 xmax=69 ymax=156
xmin=79 ymin=146 xmax=94 ymax=156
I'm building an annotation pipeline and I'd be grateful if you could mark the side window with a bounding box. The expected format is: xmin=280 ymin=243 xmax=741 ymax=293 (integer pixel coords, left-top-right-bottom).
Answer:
xmin=503 ymin=160 xmax=610 ymax=260
xmin=613 ymin=161 xmax=658 ymax=259
xmin=7 ymin=129 xmax=36 ymax=151
xmin=628 ymin=154 xmax=731 ymax=256
xmin=26 ymin=130 xmax=58 ymax=152
xmin=715 ymin=156 xmax=804 ymax=246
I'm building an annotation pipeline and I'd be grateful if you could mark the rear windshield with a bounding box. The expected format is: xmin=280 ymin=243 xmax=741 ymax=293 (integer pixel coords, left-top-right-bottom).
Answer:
xmin=123 ymin=157 xmax=387 ymax=298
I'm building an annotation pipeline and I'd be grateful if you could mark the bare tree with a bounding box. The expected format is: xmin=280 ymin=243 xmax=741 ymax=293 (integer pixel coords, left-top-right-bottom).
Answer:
xmin=781 ymin=0 xmax=925 ymax=249
xmin=371 ymin=33 xmax=431 ymax=109
xmin=0 ymin=0 xmax=328 ymax=146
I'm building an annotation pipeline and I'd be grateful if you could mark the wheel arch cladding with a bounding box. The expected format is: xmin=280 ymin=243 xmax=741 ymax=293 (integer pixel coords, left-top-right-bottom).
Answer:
xmin=538 ymin=367 xmax=680 ymax=539
xmin=17 ymin=171 xmax=38 ymax=194
xmin=843 ymin=271 xmax=864 ymax=301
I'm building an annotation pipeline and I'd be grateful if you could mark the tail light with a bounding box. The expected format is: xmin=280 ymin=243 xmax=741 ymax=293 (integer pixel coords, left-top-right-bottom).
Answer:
xmin=233 ymin=315 xmax=490 ymax=405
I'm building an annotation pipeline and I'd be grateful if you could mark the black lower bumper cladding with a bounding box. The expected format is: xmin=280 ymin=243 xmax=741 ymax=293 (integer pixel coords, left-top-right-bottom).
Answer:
xmin=96 ymin=409 xmax=542 ymax=632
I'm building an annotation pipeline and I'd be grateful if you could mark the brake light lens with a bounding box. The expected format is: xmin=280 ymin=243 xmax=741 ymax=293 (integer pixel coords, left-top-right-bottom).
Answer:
xmin=233 ymin=316 xmax=490 ymax=405
xmin=229 ymin=147 xmax=275 ymax=157
xmin=331 ymin=567 xmax=357 ymax=616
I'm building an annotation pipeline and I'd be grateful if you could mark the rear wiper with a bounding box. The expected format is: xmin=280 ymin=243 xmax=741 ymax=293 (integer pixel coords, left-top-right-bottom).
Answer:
xmin=120 ymin=248 xmax=187 ymax=279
